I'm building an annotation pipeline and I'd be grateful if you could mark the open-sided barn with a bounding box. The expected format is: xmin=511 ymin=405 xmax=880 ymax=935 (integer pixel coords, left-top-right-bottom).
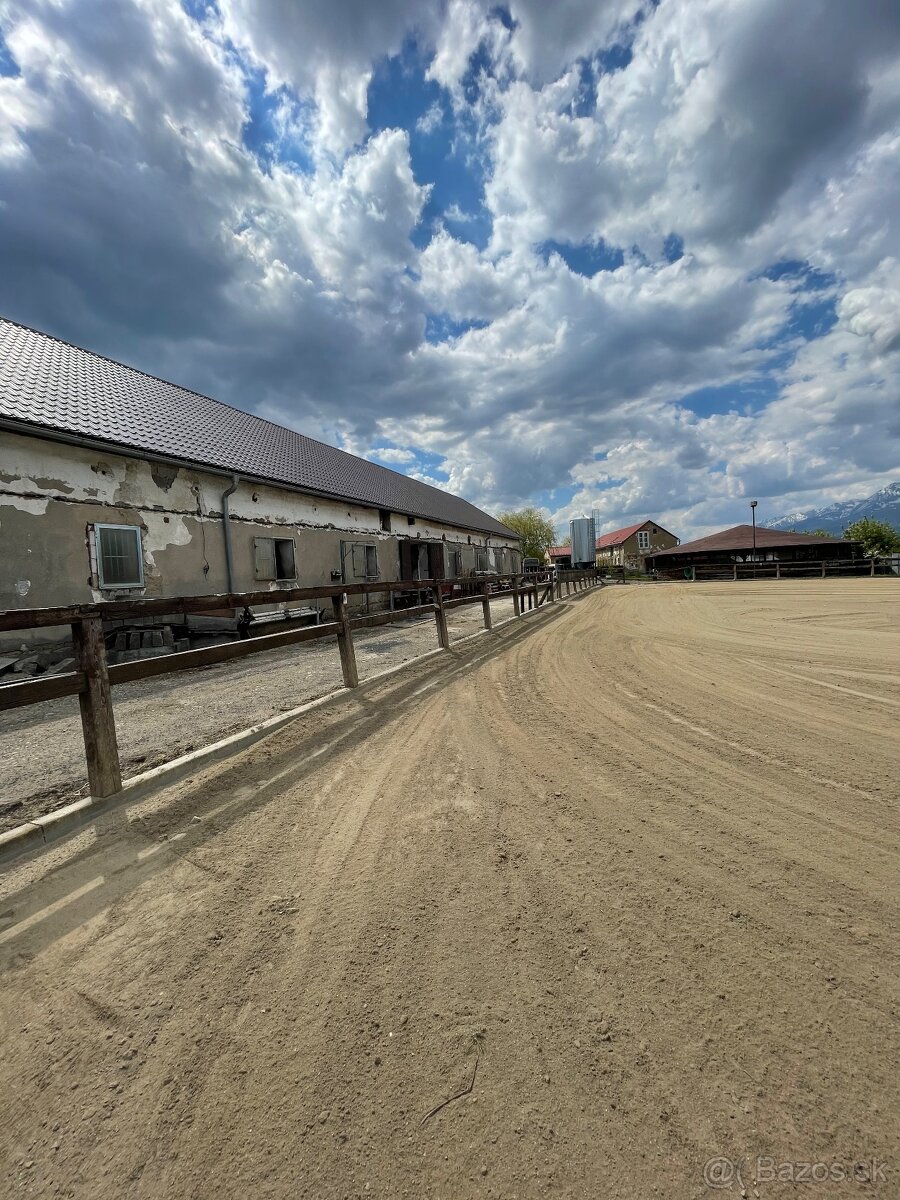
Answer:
xmin=646 ymin=523 xmax=858 ymax=579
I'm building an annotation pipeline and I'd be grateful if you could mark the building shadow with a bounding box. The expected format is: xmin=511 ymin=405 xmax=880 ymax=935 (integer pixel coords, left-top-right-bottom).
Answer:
xmin=0 ymin=600 xmax=578 ymax=965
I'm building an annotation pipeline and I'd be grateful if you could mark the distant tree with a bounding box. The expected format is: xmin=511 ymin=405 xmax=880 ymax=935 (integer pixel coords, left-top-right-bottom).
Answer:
xmin=497 ymin=507 xmax=557 ymax=560
xmin=844 ymin=517 xmax=900 ymax=557
xmin=809 ymin=529 xmax=833 ymax=537
xmin=559 ymin=535 xmax=572 ymax=546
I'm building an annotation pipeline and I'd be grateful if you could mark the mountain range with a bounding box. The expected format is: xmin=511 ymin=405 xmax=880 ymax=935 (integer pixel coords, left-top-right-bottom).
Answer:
xmin=768 ymin=481 xmax=900 ymax=536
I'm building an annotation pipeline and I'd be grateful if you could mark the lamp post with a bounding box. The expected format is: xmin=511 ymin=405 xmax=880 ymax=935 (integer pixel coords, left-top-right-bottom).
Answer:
xmin=750 ymin=500 xmax=758 ymax=579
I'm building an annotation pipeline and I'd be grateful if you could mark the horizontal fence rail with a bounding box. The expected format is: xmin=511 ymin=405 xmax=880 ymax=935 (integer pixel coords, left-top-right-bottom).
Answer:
xmin=654 ymin=556 xmax=896 ymax=582
xmin=0 ymin=569 xmax=600 ymax=804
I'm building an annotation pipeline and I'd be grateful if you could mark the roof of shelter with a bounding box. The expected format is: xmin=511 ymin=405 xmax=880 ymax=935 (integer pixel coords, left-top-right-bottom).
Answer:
xmin=646 ymin=524 xmax=850 ymax=557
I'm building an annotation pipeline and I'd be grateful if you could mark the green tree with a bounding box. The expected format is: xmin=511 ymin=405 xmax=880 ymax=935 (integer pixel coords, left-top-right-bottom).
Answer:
xmin=497 ymin=506 xmax=557 ymax=560
xmin=809 ymin=529 xmax=833 ymax=537
xmin=844 ymin=517 xmax=900 ymax=557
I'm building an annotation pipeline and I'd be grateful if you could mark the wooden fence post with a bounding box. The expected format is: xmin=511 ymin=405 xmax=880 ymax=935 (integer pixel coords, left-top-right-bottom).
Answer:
xmin=331 ymin=593 xmax=359 ymax=687
xmin=870 ymin=557 xmax=875 ymax=577
xmin=512 ymin=577 xmax=521 ymax=616
xmin=433 ymin=584 xmax=450 ymax=650
xmin=821 ymin=560 xmax=826 ymax=579
xmin=72 ymin=616 xmax=122 ymax=798
xmin=481 ymin=584 xmax=493 ymax=630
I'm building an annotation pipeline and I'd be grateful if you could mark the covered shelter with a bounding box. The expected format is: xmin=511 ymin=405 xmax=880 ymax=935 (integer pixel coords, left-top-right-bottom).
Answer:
xmin=646 ymin=524 xmax=859 ymax=580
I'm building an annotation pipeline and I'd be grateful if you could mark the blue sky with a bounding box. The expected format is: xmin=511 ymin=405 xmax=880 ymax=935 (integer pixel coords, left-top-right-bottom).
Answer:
xmin=0 ymin=0 xmax=898 ymax=538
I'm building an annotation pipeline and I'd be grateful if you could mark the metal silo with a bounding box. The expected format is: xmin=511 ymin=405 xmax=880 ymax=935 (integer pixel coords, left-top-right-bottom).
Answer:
xmin=570 ymin=516 xmax=596 ymax=567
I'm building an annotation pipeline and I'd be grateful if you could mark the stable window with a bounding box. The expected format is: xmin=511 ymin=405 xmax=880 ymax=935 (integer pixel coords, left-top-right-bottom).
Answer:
xmin=447 ymin=547 xmax=462 ymax=576
xmin=95 ymin=524 xmax=144 ymax=588
xmin=254 ymin=536 xmax=296 ymax=581
xmin=379 ymin=509 xmax=391 ymax=532
xmin=637 ymin=530 xmax=650 ymax=550
xmin=343 ymin=541 xmax=379 ymax=580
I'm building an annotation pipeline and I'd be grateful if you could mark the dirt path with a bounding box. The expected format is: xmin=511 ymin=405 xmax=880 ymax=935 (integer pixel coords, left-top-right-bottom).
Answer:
xmin=1 ymin=580 xmax=897 ymax=1198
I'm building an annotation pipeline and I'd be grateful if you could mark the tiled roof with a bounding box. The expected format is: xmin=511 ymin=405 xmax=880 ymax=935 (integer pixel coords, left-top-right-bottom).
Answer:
xmin=646 ymin=524 xmax=850 ymax=557
xmin=594 ymin=519 xmax=679 ymax=549
xmin=595 ymin=521 xmax=646 ymax=549
xmin=0 ymin=318 xmax=518 ymax=540
xmin=548 ymin=544 xmax=572 ymax=557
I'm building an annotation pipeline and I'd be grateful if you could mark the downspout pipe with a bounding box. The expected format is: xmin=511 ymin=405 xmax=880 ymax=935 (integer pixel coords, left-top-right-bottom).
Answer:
xmin=221 ymin=474 xmax=239 ymax=594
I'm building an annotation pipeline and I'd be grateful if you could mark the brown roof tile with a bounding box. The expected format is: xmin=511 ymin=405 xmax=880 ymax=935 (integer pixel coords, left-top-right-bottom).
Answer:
xmin=646 ymin=523 xmax=850 ymax=557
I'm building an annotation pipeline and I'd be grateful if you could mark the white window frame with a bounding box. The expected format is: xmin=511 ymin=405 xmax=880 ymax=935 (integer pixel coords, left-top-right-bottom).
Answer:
xmin=95 ymin=523 xmax=144 ymax=589
xmin=637 ymin=530 xmax=651 ymax=551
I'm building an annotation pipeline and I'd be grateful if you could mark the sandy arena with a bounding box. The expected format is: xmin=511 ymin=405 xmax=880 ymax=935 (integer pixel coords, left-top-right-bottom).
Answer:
xmin=1 ymin=579 xmax=898 ymax=1198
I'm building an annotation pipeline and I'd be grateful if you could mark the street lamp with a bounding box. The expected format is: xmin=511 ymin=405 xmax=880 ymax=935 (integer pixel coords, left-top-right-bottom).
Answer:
xmin=750 ymin=500 xmax=758 ymax=577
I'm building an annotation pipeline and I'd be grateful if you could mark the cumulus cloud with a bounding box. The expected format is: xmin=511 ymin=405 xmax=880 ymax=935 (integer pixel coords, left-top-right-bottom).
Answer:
xmin=370 ymin=446 xmax=416 ymax=463
xmin=415 ymin=101 xmax=443 ymax=135
xmin=0 ymin=0 xmax=898 ymax=539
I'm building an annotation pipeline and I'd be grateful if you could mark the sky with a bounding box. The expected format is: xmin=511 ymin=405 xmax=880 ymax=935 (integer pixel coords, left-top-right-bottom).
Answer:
xmin=1 ymin=0 xmax=899 ymax=539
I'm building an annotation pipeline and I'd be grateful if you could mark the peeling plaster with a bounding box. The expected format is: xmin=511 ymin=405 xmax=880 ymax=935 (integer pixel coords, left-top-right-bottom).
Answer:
xmin=141 ymin=511 xmax=194 ymax=569
xmin=0 ymin=493 xmax=50 ymax=515
xmin=2 ymin=430 xmax=521 ymax=612
xmin=150 ymin=463 xmax=179 ymax=491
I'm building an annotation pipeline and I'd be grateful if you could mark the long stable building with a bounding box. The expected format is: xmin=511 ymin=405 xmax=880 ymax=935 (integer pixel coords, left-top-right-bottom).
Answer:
xmin=646 ymin=524 xmax=858 ymax=579
xmin=0 ymin=318 xmax=521 ymax=617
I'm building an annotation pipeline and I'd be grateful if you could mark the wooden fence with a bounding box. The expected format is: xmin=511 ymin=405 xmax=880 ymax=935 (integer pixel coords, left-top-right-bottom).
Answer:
xmin=656 ymin=557 xmax=896 ymax=582
xmin=0 ymin=568 xmax=600 ymax=801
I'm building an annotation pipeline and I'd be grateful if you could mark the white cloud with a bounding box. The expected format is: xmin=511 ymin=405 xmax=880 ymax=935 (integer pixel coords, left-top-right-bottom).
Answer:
xmin=838 ymin=262 xmax=900 ymax=355
xmin=370 ymin=446 xmax=416 ymax=463
xmin=219 ymin=0 xmax=443 ymax=156
xmin=0 ymin=0 xmax=898 ymax=540
xmin=415 ymin=100 xmax=443 ymax=135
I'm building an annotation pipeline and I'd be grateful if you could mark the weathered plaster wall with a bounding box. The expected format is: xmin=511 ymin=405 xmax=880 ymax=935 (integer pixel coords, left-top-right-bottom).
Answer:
xmin=0 ymin=431 xmax=520 ymax=615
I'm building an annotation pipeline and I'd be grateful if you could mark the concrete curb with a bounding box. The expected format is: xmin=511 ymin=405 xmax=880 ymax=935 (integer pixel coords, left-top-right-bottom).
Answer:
xmin=0 ymin=587 xmax=595 ymax=868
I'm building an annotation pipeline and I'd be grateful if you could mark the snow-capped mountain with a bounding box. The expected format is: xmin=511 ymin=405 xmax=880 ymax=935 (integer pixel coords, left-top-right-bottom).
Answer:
xmin=768 ymin=482 xmax=900 ymax=535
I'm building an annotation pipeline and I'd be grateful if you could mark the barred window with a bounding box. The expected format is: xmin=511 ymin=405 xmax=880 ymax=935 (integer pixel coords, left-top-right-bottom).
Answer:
xmin=95 ymin=524 xmax=144 ymax=589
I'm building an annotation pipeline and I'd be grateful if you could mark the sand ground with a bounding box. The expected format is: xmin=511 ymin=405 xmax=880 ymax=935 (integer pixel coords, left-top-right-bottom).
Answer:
xmin=0 ymin=594 xmax=516 ymax=833
xmin=0 ymin=579 xmax=897 ymax=1199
